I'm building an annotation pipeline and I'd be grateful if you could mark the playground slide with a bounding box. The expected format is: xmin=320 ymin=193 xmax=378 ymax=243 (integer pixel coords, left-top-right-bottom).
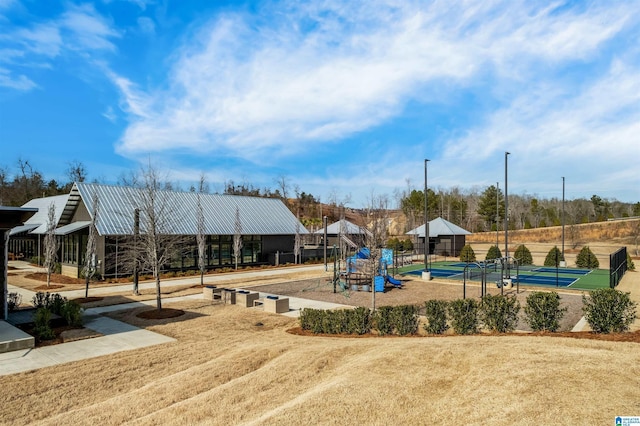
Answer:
xmin=386 ymin=275 xmax=402 ymax=287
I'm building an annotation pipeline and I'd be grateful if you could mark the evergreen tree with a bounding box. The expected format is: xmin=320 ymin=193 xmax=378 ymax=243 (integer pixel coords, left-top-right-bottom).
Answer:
xmin=576 ymin=246 xmax=599 ymax=268
xmin=477 ymin=185 xmax=504 ymax=229
xmin=544 ymin=246 xmax=564 ymax=267
xmin=460 ymin=245 xmax=476 ymax=262
xmin=485 ymin=245 xmax=502 ymax=261
xmin=514 ymin=244 xmax=533 ymax=265
xmin=627 ymin=251 xmax=635 ymax=271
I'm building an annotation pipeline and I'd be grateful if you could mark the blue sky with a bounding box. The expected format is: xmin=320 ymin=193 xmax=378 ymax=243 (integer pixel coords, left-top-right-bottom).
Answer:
xmin=1 ymin=0 xmax=639 ymax=207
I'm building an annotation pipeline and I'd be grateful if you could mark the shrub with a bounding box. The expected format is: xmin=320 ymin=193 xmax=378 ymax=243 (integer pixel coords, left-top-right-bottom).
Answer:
xmin=391 ymin=305 xmax=419 ymax=336
xmin=402 ymin=239 xmax=414 ymax=252
xmin=524 ymin=291 xmax=566 ymax=332
xmin=480 ymin=294 xmax=520 ymax=333
xmin=373 ymin=306 xmax=394 ymax=336
xmin=49 ymin=293 xmax=67 ymax=316
xmin=576 ymin=246 xmax=599 ymax=268
xmin=424 ymin=300 xmax=449 ymax=334
xmin=627 ymin=251 xmax=635 ymax=271
xmin=514 ymin=245 xmax=533 ymax=266
xmin=34 ymin=307 xmax=55 ymax=341
xmin=7 ymin=292 xmax=22 ymax=312
xmin=32 ymin=292 xmax=51 ymax=309
xmin=582 ymin=288 xmax=637 ymax=333
xmin=485 ymin=245 xmax=502 ymax=261
xmin=348 ymin=307 xmax=372 ymax=335
xmin=299 ymin=308 xmax=371 ymax=335
xmin=460 ymin=245 xmax=476 ymax=263
xmin=61 ymin=300 xmax=83 ymax=327
xmin=447 ymin=299 xmax=479 ymax=335
xmin=544 ymin=246 xmax=564 ymax=267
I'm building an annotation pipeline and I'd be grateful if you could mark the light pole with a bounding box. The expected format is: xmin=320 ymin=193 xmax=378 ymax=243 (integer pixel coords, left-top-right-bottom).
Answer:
xmin=424 ymin=159 xmax=430 ymax=279
xmin=323 ymin=215 xmax=328 ymax=271
xmin=561 ymin=177 xmax=565 ymax=266
xmin=496 ymin=182 xmax=499 ymax=250
xmin=504 ymin=152 xmax=510 ymax=278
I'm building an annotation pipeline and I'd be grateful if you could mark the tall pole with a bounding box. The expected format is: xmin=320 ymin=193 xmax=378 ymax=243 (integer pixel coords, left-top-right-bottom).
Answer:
xmin=562 ymin=177 xmax=565 ymax=265
xmin=133 ymin=208 xmax=140 ymax=295
xmin=424 ymin=159 xmax=430 ymax=272
xmin=496 ymin=182 xmax=499 ymax=250
xmin=504 ymin=152 xmax=510 ymax=277
xmin=323 ymin=215 xmax=328 ymax=271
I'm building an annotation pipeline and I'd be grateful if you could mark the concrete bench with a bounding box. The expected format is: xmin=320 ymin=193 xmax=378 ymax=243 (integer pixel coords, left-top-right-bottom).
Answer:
xmin=264 ymin=296 xmax=289 ymax=314
xmin=222 ymin=289 xmax=236 ymax=305
xmin=202 ymin=286 xmax=222 ymax=301
xmin=236 ymin=291 xmax=259 ymax=307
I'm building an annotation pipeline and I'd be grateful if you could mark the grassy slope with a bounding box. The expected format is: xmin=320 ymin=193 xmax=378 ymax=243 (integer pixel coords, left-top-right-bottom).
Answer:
xmin=1 ymin=302 xmax=639 ymax=425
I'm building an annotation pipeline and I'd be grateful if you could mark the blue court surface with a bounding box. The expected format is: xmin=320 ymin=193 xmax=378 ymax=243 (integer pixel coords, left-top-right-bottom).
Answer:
xmin=406 ymin=269 xmax=462 ymax=278
xmin=531 ymin=267 xmax=591 ymax=275
xmin=405 ymin=266 xmax=580 ymax=288
xmin=514 ymin=274 xmax=576 ymax=287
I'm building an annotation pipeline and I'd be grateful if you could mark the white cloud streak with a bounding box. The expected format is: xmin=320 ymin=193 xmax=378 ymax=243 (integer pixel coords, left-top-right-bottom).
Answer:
xmin=0 ymin=3 xmax=119 ymax=90
xmin=115 ymin=0 xmax=634 ymax=164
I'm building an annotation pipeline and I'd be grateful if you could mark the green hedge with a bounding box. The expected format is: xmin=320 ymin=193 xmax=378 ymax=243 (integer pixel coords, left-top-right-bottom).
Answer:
xmin=447 ymin=299 xmax=479 ymax=335
xmin=480 ymin=294 xmax=520 ymax=333
xmin=582 ymin=288 xmax=636 ymax=333
xmin=424 ymin=300 xmax=449 ymax=334
xmin=524 ymin=291 xmax=566 ymax=332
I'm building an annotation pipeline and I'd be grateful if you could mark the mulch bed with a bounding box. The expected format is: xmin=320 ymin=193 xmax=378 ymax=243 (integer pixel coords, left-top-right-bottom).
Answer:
xmin=137 ymin=308 xmax=185 ymax=320
xmin=287 ymin=326 xmax=640 ymax=343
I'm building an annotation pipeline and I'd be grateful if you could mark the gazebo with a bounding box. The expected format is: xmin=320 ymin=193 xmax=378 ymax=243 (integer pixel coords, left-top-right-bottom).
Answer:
xmin=406 ymin=217 xmax=471 ymax=257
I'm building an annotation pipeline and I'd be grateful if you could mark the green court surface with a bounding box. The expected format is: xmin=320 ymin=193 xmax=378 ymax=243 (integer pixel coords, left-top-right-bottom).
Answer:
xmin=397 ymin=261 xmax=609 ymax=291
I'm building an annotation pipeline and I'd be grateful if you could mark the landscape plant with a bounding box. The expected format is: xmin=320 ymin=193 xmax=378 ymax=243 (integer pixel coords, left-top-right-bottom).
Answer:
xmin=576 ymin=246 xmax=599 ymax=268
xmin=373 ymin=306 xmax=394 ymax=336
xmin=459 ymin=245 xmax=476 ymax=263
xmin=34 ymin=307 xmax=55 ymax=341
xmin=485 ymin=245 xmax=502 ymax=261
xmin=480 ymin=294 xmax=520 ymax=333
xmin=348 ymin=307 xmax=372 ymax=335
xmin=524 ymin=291 xmax=566 ymax=332
xmin=544 ymin=246 xmax=564 ymax=267
xmin=7 ymin=292 xmax=22 ymax=312
xmin=424 ymin=300 xmax=449 ymax=334
xmin=582 ymin=288 xmax=637 ymax=333
xmin=390 ymin=305 xmax=419 ymax=336
xmin=447 ymin=298 xmax=479 ymax=335
xmin=626 ymin=251 xmax=635 ymax=270
xmin=513 ymin=244 xmax=533 ymax=265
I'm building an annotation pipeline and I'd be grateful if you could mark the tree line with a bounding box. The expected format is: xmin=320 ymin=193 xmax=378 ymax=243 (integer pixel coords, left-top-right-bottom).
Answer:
xmin=1 ymin=158 xmax=638 ymax=234
xmin=397 ymin=184 xmax=640 ymax=233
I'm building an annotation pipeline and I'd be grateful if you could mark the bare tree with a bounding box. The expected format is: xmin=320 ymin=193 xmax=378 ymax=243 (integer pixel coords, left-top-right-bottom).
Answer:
xmin=83 ymin=191 xmax=99 ymax=298
xmin=196 ymin=174 xmax=207 ymax=285
xmin=136 ymin=166 xmax=185 ymax=310
xmin=363 ymin=192 xmax=390 ymax=312
xmin=43 ymin=202 xmax=58 ymax=287
xmin=233 ymin=206 xmax=243 ymax=270
xmin=294 ymin=219 xmax=302 ymax=264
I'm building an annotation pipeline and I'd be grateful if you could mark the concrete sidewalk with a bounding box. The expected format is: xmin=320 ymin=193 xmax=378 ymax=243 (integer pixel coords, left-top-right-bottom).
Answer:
xmin=0 ymin=286 xmax=351 ymax=376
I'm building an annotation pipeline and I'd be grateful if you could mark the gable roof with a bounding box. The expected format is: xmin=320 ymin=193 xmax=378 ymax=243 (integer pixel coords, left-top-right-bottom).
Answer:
xmin=62 ymin=183 xmax=308 ymax=236
xmin=406 ymin=217 xmax=471 ymax=237
xmin=17 ymin=194 xmax=69 ymax=235
xmin=314 ymin=219 xmax=372 ymax=236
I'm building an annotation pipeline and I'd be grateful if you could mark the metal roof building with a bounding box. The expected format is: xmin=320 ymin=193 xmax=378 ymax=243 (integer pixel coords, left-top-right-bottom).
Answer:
xmin=10 ymin=183 xmax=309 ymax=278
xmin=64 ymin=183 xmax=308 ymax=237
xmin=406 ymin=217 xmax=471 ymax=257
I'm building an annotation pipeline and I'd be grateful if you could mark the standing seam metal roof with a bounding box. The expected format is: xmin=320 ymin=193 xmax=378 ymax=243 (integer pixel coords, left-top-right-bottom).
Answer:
xmin=71 ymin=183 xmax=309 ymax=237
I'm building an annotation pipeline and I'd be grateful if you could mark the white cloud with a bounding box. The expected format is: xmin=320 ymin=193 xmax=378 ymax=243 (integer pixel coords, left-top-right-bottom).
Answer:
xmin=137 ymin=16 xmax=155 ymax=35
xmin=0 ymin=3 xmax=119 ymax=91
xmin=115 ymin=0 xmax=633 ymax=164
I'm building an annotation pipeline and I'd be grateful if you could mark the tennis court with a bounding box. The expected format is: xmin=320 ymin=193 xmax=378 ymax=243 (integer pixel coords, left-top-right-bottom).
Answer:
xmin=400 ymin=261 xmax=605 ymax=290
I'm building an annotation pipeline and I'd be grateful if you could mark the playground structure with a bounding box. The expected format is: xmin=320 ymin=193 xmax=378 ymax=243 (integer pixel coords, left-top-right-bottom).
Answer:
xmin=333 ymin=247 xmax=404 ymax=293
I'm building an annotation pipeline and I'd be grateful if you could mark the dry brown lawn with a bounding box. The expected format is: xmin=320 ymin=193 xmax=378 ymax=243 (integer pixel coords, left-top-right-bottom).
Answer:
xmin=2 ymin=290 xmax=640 ymax=424
xmin=3 ymin=235 xmax=640 ymax=424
